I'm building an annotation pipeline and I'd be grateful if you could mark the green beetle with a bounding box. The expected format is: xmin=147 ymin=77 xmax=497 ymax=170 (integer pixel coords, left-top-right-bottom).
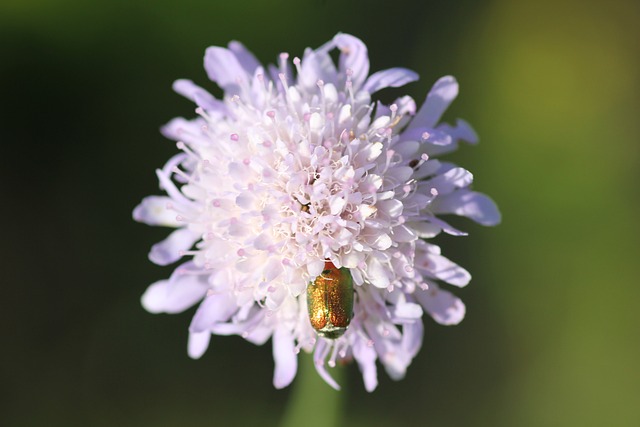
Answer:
xmin=307 ymin=261 xmax=354 ymax=339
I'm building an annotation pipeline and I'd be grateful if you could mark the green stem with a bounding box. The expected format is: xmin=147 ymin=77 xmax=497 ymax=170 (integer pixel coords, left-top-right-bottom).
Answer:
xmin=279 ymin=351 xmax=345 ymax=427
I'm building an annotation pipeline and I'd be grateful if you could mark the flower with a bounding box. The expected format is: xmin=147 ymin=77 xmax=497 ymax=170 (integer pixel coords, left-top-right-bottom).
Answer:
xmin=133 ymin=33 xmax=500 ymax=392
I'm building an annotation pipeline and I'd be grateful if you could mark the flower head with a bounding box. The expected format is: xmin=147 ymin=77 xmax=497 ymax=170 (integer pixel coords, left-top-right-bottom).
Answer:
xmin=134 ymin=33 xmax=500 ymax=391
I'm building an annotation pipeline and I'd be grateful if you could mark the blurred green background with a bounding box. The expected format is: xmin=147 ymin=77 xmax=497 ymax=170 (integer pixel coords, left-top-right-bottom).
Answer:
xmin=1 ymin=0 xmax=638 ymax=426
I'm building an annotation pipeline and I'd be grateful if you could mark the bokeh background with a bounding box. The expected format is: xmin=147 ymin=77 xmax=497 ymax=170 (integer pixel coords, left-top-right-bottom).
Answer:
xmin=2 ymin=0 xmax=639 ymax=426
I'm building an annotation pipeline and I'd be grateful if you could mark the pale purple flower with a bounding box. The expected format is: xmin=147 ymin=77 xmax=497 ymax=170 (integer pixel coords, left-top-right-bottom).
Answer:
xmin=133 ymin=34 xmax=500 ymax=391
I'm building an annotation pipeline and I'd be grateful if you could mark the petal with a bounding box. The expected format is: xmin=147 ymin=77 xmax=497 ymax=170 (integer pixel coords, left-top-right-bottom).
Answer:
xmin=160 ymin=117 xmax=204 ymax=141
xmin=307 ymin=259 xmax=325 ymax=278
xmin=410 ymin=76 xmax=459 ymax=129
xmin=424 ymin=128 xmax=453 ymax=146
xmin=133 ymin=196 xmax=180 ymax=227
xmin=262 ymin=257 xmax=284 ymax=282
xmin=141 ymin=266 xmax=208 ymax=314
xmin=243 ymin=323 xmax=272 ymax=346
xmin=172 ymin=79 xmax=227 ymax=113
xmin=155 ymin=157 xmax=195 ymax=208
xmin=393 ymin=140 xmax=420 ymax=158
xmin=439 ymin=118 xmax=479 ymax=144
xmin=424 ymin=167 xmax=474 ymax=196
xmin=341 ymin=250 xmax=364 ymax=269
xmin=210 ymin=307 xmax=266 ymax=340
xmin=252 ymin=232 xmax=273 ymax=251
xmin=363 ymin=68 xmax=419 ymax=94
xmin=385 ymin=165 xmax=414 ymax=187
xmin=413 ymin=159 xmax=442 ymax=180
xmin=380 ymin=344 xmax=408 ymax=381
xmin=330 ymin=195 xmax=347 ymax=215
xmin=404 ymin=193 xmax=433 ymax=213
xmin=415 ymin=285 xmax=466 ymax=325
xmin=377 ymin=199 xmax=403 ymax=218
xmin=366 ymin=257 xmax=391 ymax=288
xmin=394 ymin=95 xmax=417 ymax=116
xmin=393 ymin=301 xmax=423 ymax=321
xmin=422 ymin=215 xmax=469 ymax=237
xmin=334 ymin=33 xmax=369 ymax=89
xmin=188 ymin=331 xmax=211 ymax=359
xmin=422 ymin=119 xmax=480 ymax=157
xmin=313 ymin=340 xmax=341 ymax=390
xmin=391 ymin=224 xmax=417 ymax=243
xmin=299 ymin=47 xmax=337 ymax=89
xmin=264 ymin=284 xmax=288 ymax=310
xmin=189 ymin=292 xmax=237 ymax=332
xmin=227 ymin=41 xmax=261 ymax=76
xmin=352 ymin=338 xmax=378 ymax=392
xmin=204 ymin=46 xmax=249 ymax=94
xmin=401 ymin=318 xmax=423 ymax=358
xmin=272 ymin=327 xmax=297 ymax=389
xmin=148 ymin=228 xmax=199 ymax=266
xmin=371 ymin=231 xmax=392 ymax=250
xmin=421 ymin=252 xmax=471 ymax=287
xmin=431 ymin=190 xmax=501 ymax=226
xmin=408 ymin=220 xmax=443 ymax=238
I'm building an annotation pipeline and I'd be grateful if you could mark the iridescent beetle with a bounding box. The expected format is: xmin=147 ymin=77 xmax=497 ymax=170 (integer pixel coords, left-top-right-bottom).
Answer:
xmin=307 ymin=261 xmax=354 ymax=339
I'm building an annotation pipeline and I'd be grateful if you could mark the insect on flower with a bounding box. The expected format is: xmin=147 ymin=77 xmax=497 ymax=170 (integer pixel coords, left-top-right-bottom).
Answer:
xmin=307 ymin=261 xmax=354 ymax=339
xmin=134 ymin=33 xmax=501 ymax=391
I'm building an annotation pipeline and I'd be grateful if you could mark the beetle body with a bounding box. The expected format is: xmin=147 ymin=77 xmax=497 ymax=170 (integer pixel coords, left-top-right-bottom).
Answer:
xmin=307 ymin=261 xmax=354 ymax=339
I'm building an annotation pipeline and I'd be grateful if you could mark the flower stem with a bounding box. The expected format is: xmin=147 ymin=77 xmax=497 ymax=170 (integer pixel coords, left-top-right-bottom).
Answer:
xmin=279 ymin=352 xmax=345 ymax=427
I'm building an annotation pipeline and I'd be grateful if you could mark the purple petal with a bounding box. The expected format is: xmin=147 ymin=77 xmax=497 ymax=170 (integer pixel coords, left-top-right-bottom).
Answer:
xmin=431 ymin=190 xmax=501 ymax=226
xmin=210 ymin=307 xmax=265 ymax=338
xmin=204 ymin=46 xmax=249 ymax=94
xmin=424 ymin=128 xmax=453 ymax=146
xmin=425 ymin=167 xmax=474 ymax=196
xmin=392 ymin=140 xmax=420 ymax=158
xmin=227 ymin=41 xmax=261 ymax=76
xmin=385 ymin=165 xmax=414 ymax=187
xmin=377 ymin=199 xmax=404 ymax=218
xmin=141 ymin=266 xmax=208 ymax=314
xmin=306 ymin=259 xmax=325 ymax=278
xmin=421 ymin=119 xmax=479 ymax=156
xmin=334 ymin=33 xmax=369 ymax=89
xmin=313 ymin=340 xmax=341 ymax=390
xmin=353 ymin=338 xmax=378 ymax=392
xmin=299 ymin=47 xmax=337 ymax=89
xmin=391 ymin=224 xmax=417 ymax=243
xmin=410 ymin=76 xmax=459 ymax=129
xmin=423 ymin=215 xmax=469 ymax=237
xmin=408 ymin=220 xmax=443 ymax=238
xmin=243 ymin=323 xmax=272 ymax=346
xmin=172 ymin=79 xmax=227 ymax=113
xmin=155 ymin=158 xmax=196 ymax=208
xmin=268 ymin=63 xmax=292 ymax=95
xmin=366 ymin=257 xmax=391 ymax=288
xmin=133 ymin=196 xmax=180 ymax=227
xmin=439 ymin=118 xmax=479 ymax=144
xmin=189 ymin=292 xmax=237 ymax=332
xmin=442 ymin=166 xmax=474 ymax=187
xmin=188 ymin=331 xmax=211 ymax=359
xmin=363 ymin=68 xmax=419 ymax=94
xmin=148 ymin=228 xmax=199 ymax=266
xmin=392 ymin=300 xmax=423 ymax=320
xmin=395 ymin=95 xmax=417 ymax=116
xmin=160 ymin=117 xmax=202 ymax=141
xmin=374 ymin=95 xmax=416 ymax=130
xmin=401 ymin=319 xmax=423 ymax=358
xmin=272 ymin=327 xmax=297 ymax=389
xmin=415 ymin=285 xmax=466 ymax=325
xmin=421 ymin=252 xmax=471 ymax=287
xmin=400 ymin=126 xmax=447 ymax=145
